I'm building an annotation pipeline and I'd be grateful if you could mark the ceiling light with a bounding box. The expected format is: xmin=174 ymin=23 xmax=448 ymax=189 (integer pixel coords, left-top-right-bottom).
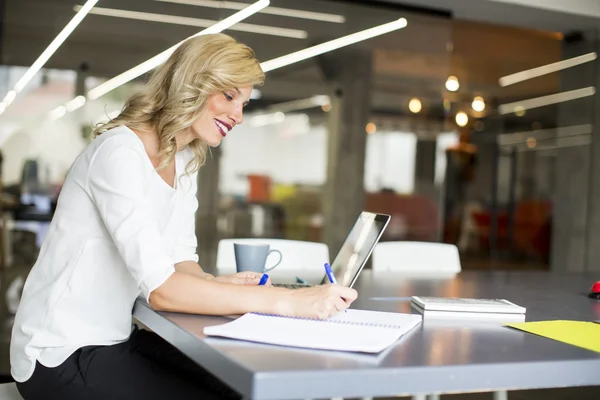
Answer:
xmin=445 ymin=76 xmax=459 ymax=92
xmin=48 ymin=106 xmax=67 ymax=121
xmin=3 ymin=91 xmax=16 ymax=106
xmin=62 ymin=5 xmax=405 ymax=125
xmin=65 ymin=96 xmax=86 ymax=112
xmin=250 ymin=111 xmax=285 ymax=127
xmin=498 ymin=87 xmax=595 ymax=115
xmin=366 ymin=122 xmax=376 ymax=134
xmin=264 ymin=95 xmax=330 ymax=113
xmin=16 ymin=0 xmax=98 ymax=93
xmin=471 ymin=96 xmax=485 ymax=112
xmin=455 ymin=111 xmax=468 ymax=127
xmin=155 ymin=0 xmax=345 ymax=23
xmin=76 ymin=5 xmax=305 ymax=39
xmin=514 ymin=106 xmax=526 ymax=117
xmin=87 ymin=0 xmax=269 ymax=101
xmin=408 ymin=98 xmax=421 ymax=113
xmin=260 ymin=18 xmax=407 ymax=72
xmin=499 ymin=52 xmax=597 ymax=87
xmin=0 ymin=0 xmax=98 ymax=115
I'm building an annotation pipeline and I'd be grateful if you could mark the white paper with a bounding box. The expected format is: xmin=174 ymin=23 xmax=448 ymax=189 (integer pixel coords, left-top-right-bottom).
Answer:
xmin=203 ymin=309 xmax=422 ymax=353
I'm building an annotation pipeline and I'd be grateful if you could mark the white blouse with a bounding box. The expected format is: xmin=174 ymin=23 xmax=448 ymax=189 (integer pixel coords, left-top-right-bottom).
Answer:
xmin=10 ymin=126 xmax=199 ymax=382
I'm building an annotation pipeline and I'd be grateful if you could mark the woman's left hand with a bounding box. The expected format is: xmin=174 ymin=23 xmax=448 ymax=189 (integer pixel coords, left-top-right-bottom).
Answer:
xmin=213 ymin=271 xmax=271 ymax=286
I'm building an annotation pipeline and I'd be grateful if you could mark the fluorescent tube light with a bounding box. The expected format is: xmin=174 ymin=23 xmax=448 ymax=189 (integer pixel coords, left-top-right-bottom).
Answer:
xmin=265 ymin=95 xmax=330 ymax=113
xmin=499 ymin=52 xmax=597 ymax=87
xmin=0 ymin=0 xmax=97 ymax=116
xmin=14 ymin=0 xmax=99 ymax=93
xmin=65 ymin=96 xmax=87 ymax=112
xmin=75 ymin=5 xmax=305 ymax=39
xmin=249 ymin=111 xmax=285 ymax=127
xmin=260 ymin=18 xmax=407 ymax=72
xmin=87 ymin=0 xmax=269 ymax=101
xmin=3 ymin=91 xmax=16 ymax=106
xmin=48 ymin=106 xmax=67 ymax=121
xmin=499 ymin=87 xmax=596 ymax=115
xmin=155 ymin=0 xmax=345 ymax=23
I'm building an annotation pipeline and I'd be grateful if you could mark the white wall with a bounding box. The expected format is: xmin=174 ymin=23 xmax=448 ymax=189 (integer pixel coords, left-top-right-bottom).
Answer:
xmin=364 ymin=132 xmax=417 ymax=194
xmin=434 ymin=131 xmax=459 ymax=186
xmin=5 ymin=105 xmax=420 ymax=197
xmin=220 ymin=114 xmax=327 ymax=195
xmin=2 ymin=115 xmax=87 ymax=185
xmin=2 ymin=99 xmax=124 ymax=186
xmin=221 ymin=117 xmax=417 ymax=196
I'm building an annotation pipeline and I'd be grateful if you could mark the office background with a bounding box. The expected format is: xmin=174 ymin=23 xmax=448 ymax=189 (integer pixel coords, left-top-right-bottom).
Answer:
xmin=1 ymin=1 xmax=600 ymax=396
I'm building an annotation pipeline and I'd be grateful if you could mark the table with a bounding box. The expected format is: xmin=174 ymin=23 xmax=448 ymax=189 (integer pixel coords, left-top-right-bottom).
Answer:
xmin=132 ymin=270 xmax=600 ymax=399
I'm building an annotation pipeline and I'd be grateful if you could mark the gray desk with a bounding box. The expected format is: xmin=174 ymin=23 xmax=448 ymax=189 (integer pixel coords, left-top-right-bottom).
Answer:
xmin=132 ymin=270 xmax=600 ymax=399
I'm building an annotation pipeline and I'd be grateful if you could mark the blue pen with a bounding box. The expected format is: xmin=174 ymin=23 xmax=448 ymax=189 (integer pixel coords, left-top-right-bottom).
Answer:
xmin=324 ymin=263 xmax=346 ymax=312
xmin=258 ymin=274 xmax=269 ymax=286
xmin=324 ymin=263 xmax=337 ymax=284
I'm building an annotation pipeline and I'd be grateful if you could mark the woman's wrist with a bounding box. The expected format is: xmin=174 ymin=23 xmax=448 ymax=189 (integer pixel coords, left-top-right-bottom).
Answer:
xmin=201 ymin=272 xmax=216 ymax=280
xmin=261 ymin=287 xmax=291 ymax=316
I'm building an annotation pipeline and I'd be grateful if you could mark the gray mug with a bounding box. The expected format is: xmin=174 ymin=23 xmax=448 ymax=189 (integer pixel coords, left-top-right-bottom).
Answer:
xmin=234 ymin=243 xmax=282 ymax=273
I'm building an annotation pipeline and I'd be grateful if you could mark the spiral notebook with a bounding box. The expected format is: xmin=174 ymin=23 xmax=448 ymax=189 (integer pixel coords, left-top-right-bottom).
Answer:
xmin=203 ymin=309 xmax=422 ymax=353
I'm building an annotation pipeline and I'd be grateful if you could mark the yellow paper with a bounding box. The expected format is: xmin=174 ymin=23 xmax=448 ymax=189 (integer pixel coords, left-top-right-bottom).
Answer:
xmin=506 ymin=320 xmax=600 ymax=353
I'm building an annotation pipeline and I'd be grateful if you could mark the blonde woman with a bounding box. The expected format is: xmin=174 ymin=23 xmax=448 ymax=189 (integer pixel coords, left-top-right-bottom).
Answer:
xmin=11 ymin=33 xmax=357 ymax=400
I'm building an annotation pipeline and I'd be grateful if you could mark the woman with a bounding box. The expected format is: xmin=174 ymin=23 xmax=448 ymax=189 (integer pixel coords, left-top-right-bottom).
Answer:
xmin=11 ymin=33 xmax=357 ymax=399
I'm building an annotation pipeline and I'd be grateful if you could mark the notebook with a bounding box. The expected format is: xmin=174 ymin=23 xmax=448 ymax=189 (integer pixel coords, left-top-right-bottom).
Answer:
xmin=411 ymin=304 xmax=527 ymax=322
xmin=411 ymin=296 xmax=526 ymax=314
xmin=203 ymin=309 xmax=422 ymax=353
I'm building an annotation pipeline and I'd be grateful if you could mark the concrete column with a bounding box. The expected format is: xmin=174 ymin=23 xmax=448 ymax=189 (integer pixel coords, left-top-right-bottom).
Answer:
xmin=75 ymin=71 xmax=91 ymax=141
xmin=414 ymin=139 xmax=436 ymax=191
xmin=551 ymin=32 xmax=597 ymax=272
xmin=196 ymin=147 xmax=222 ymax=274
xmin=516 ymin=151 xmax=536 ymax=199
xmin=322 ymin=49 xmax=373 ymax=255
xmin=583 ymin=33 xmax=600 ymax=273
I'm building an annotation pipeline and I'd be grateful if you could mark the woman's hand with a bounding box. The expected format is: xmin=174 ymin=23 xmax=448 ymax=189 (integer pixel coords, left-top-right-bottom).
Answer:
xmin=277 ymin=284 xmax=358 ymax=319
xmin=213 ymin=271 xmax=271 ymax=286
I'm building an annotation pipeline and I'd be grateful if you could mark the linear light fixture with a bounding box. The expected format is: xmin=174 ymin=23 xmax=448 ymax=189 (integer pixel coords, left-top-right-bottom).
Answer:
xmin=0 ymin=0 xmax=98 ymax=116
xmin=260 ymin=18 xmax=407 ymax=72
xmin=249 ymin=111 xmax=286 ymax=127
xmin=86 ymin=0 xmax=269 ymax=101
xmin=75 ymin=5 xmax=305 ymax=39
xmin=265 ymin=95 xmax=330 ymax=113
xmin=499 ymin=52 xmax=597 ymax=87
xmin=498 ymin=87 xmax=596 ymax=115
xmin=48 ymin=105 xmax=67 ymax=121
xmin=55 ymin=7 xmax=407 ymax=123
xmin=497 ymin=124 xmax=593 ymax=145
xmin=65 ymin=95 xmax=87 ymax=112
xmin=155 ymin=0 xmax=345 ymax=23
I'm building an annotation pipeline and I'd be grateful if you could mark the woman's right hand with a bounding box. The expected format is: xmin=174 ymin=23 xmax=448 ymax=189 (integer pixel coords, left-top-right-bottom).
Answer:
xmin=276 ymin=284 xmax=358 ymax=320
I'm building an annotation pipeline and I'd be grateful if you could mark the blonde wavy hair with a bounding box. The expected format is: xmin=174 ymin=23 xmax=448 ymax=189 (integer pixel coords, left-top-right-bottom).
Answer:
xmin=93 ymin=33 xmax=265 ymax=173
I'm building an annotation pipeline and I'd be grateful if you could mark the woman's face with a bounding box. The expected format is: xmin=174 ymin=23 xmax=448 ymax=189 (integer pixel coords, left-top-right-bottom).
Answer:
xmin=190 ymin=85 xmax=252 ymax=147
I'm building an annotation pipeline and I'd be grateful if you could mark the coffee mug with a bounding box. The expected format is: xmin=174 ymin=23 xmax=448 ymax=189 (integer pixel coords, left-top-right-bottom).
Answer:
xmin=234 ymin=243 xmax=282 ymax=273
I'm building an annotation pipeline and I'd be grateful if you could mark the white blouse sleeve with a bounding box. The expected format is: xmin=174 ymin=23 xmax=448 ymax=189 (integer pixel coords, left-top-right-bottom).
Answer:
xmin=172 ymin=169 xmax=200 ymax=264
xmin=87 ymin=143 xmax=175 ymax=301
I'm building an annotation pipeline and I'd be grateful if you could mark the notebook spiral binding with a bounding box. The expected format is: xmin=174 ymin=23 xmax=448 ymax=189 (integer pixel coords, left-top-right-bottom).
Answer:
xmin=250 ymin=313 xmax=403 ymax=329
